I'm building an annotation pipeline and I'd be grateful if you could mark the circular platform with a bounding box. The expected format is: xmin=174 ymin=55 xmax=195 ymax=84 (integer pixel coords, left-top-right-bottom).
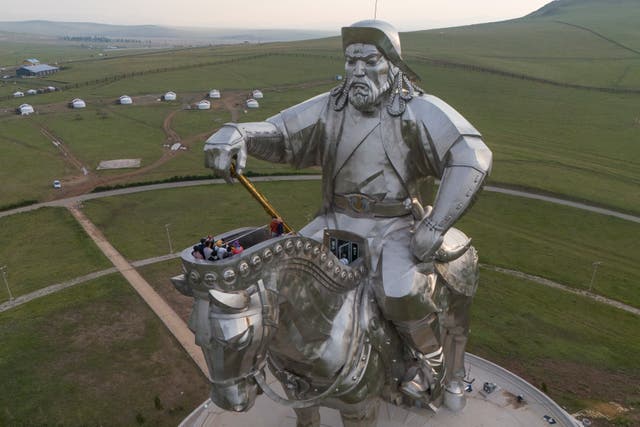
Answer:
xmin=180 ymin=354 xmax=581 ymax=427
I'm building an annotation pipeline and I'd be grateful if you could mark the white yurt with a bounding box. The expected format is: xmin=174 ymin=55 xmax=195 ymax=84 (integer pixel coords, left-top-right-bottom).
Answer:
xmin=252 ymin=89 xmax=263 ymax=99
xmin=26 ymin=89 xmax=38 ymax=95
xmin=119 ymin=95 xmax=133 ymax=105
xmin=246 ymin=98 xmax=259 ymax=109
xmin=18 ymin=104 xmax=34 ymax=115
xmin=13 ymin=91 xmax=24 ymax=98
xmin=208 ymin=89 xmax=221 ymax=99
xmin=197 ymin=100 xmax=211 ymax=110
xmin=46 ymin=86 xmax=56 ymax=92
xmin=71 ymin=98 xmax=86 ymax=109
xmin=164 ymin=91 xmax=177 ymax=101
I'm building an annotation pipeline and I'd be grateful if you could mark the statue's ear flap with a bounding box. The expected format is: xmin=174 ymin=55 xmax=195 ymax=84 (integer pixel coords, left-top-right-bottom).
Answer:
xmin=208 ymin=289 xmax=251 ymax=311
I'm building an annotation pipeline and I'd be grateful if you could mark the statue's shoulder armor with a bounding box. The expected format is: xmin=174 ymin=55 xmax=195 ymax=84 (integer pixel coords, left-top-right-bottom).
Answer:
xmin=406 ymin=94 xmax=481 ymax=162
xmin=275 ymin=92 xmax=331 ymax=135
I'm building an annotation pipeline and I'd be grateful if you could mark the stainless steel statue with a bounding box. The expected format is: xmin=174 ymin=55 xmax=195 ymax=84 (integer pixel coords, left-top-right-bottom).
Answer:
xmin=173 ymin=19 xmax=492 ymax=426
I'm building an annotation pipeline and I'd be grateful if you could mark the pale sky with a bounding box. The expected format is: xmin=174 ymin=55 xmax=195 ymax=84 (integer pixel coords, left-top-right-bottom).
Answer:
xmin=1 ymin=0 xmax=552 ymax=31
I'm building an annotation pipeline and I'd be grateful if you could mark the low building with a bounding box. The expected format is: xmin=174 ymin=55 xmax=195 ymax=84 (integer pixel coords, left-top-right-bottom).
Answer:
xmin=163 ymin=91 xmax=177 ymax=101
xmin=26 ymin=89 xmax=38 ymax=95
xmin=16 ymin=64 xmax=60 ymax=77
xmin=13 ymin=91 xmax=24 ymax=98
xmin=197 ymin=100 xmax=211 ymax=110
xmin=209 ymin=89 xmax=221 ymax=99
xmin=17 ymin=104 xmax=34 ymax=115
xmin=23 ymin=58 xmax=40 ymax=66
xmin=119 ymin=95 xmax=133 ymax=105
xmin=246 ymin=98 xmax=259 ymax=109
xmin=70 ymin=98 xmax=86 ymax=109
xmin=252 ymin=89 xmax=264 ymax=99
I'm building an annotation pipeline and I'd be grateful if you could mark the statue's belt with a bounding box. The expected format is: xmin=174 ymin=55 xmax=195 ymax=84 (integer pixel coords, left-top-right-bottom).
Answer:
xmin=333 ymin=194 xmax=411 ymax=217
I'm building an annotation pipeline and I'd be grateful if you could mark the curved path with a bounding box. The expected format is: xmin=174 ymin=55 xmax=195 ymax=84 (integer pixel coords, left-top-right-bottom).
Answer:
xmin=1 ymin=176 xmax=639 ymax=223
xmin=2 ymin=251 xmax=638 ymax=318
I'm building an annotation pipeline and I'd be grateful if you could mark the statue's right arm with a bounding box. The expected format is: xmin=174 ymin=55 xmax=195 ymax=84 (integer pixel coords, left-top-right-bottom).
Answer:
xmin=204 ymin=93 xmax=330 ymax=181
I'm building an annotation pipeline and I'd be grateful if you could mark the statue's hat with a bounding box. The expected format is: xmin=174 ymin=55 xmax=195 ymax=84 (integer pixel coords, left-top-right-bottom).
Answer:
xmin=341 ymin=20 xmax=420 ymax=81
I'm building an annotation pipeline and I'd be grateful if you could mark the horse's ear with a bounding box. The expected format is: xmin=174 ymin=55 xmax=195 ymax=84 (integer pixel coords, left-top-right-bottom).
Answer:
xmin=209 ymin=288 xmax=251 ymax=311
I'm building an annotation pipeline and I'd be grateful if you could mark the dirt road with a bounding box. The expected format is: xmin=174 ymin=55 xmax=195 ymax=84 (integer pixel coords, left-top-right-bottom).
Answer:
xmin=67 ymin=204 xmax=209 ymax=379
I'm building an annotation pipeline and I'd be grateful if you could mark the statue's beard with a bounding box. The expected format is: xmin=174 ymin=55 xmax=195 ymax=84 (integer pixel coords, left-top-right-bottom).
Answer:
xmin=348 ymin=77 xmax=391 ymax=112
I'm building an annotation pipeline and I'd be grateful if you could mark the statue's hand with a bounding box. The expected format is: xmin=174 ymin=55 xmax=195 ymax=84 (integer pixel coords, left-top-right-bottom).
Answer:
xmin=204 ymin=125 xmax=248 ymax=183
xmin=411 ymin=217 xmax=445 ymax=262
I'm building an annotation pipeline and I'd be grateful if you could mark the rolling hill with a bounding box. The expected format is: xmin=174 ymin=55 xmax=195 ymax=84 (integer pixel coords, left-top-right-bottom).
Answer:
xmin=0 ymin=20 xmax=335 ymax=43
xmin=399 ymin=0 xmax=640 ymax=90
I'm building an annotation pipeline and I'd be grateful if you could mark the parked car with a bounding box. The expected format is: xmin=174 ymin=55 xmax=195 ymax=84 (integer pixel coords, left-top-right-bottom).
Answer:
xmin=53 ymin=180 xmax=61 ymax=189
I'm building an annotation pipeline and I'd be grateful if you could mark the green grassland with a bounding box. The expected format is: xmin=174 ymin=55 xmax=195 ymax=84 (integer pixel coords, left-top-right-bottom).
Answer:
xmin=81 ymin=181 xmax=322 ymax=261
xmin=4 ymin=58 xmax=638 ymax=213
xmin=69 ymin=53 xmax=342 ymax=98
xmin=527 ymin=0 xmax=640 ymax=52
xmin=0 ymin=274 xmax=208 ymax=426
xmin=0 ymin=207 xmax=110 ymax=303
xmin=1 ymin=7 xmax=638 ymax=213
xmin=469 ymin=268 xmax=640 ymax=412
xmin=415 ymin=63 xmax=640 ymax=213
xmin=35 ymin=106 xmax=168 ymax=170
xmin=402 ymin=20 xmax=640 ymax=90
xmin=0 ymin=115 xmax=71 ymax=207
xmin=80 ymin=181 xmax=639 ymax=308
xmin=459 ymin=191 xmax=640 ymax=307
xmin=0 ymin=38 xmax=108 ymax=65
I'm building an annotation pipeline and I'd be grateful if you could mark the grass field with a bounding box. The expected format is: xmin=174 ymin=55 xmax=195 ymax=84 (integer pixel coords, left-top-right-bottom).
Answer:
xmin=0 ymin=274 xmax=208 ymax=426
xmin=527 ymin=0 xmax=640 ymax=52
xmin=0 ymin=115 xmax=71 ymax=208
xmin=36 ymin=106 xmax=168 ymax=170
xmin=1 ymin=9 xmax=639 ymax=213
xmin=1 ymin=3 xmax=639 ymax=424
xmin=459 ymin=191 xmax=640 ymax=307
xmin=81 ymin=180 xmax=322 ymax=261
xmin=80 ymin=181 xmax=639 ymax=309
xmin=402 ymin=20 xmax=640 ymax=90
xmin=414 ymin=63 xmax=640 ymax=214
xmin=469 ymin=268 xmax=640 ymax=419
xmin=0 ymin=207 xmax=110 ymax=303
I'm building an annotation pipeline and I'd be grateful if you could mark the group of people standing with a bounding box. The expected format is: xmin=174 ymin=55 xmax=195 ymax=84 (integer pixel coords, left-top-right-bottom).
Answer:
xmin=192 ymin=217 xmax=285 ymax=262
xmin=192 ymin=236 xmax=243 ymax=261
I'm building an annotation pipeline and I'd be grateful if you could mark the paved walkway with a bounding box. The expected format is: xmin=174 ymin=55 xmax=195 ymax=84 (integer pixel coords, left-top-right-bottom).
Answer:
xmin=0 ymin=253 xmax=180 ymax=313
xmin=480 ymin=264 xmax=640 ymax=316
xmin=66 ymin=205 xmax=209 ymax=379
xmin=1 ymin=177 xmax=639 ymax=225
xmin=483 ymin=185 xmax=640 ymax=224
xmin=3 ymin=257 xmax=637 ymax=317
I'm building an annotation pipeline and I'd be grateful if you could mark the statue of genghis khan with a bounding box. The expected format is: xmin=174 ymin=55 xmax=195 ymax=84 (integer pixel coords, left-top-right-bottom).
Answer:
xmin=205 ymin=19 xmax=492 ymax=417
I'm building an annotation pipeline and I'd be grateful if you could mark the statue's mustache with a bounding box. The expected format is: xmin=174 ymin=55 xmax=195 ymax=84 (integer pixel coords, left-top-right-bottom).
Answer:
xmin=349 ymin=79 xmax=373 ymax=93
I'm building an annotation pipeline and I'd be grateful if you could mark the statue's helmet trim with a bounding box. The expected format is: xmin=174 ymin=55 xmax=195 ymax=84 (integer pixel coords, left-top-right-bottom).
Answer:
xmin=341 ymin=19 xmax=420 ymax=81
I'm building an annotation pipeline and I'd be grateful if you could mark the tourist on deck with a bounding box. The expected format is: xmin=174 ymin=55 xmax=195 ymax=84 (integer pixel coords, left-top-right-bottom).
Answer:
xmin=231 ymin=240 xmax=244 ymax=255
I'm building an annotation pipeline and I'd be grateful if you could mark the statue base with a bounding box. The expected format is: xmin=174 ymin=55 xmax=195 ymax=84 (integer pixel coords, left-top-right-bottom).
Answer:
xmin=180 ymin=354 xmax=581 ymax=427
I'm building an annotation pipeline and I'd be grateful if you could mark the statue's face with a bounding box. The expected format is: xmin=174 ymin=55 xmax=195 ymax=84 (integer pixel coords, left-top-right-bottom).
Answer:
xmin=345 ymin=43 xmax=391 ymax=112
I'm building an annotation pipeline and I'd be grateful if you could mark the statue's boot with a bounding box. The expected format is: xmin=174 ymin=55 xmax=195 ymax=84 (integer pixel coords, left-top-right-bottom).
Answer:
xmin=398 ymin=346 xmax=446 ymax=409
xmin=394 ymin=314 xmax=448 ymax=408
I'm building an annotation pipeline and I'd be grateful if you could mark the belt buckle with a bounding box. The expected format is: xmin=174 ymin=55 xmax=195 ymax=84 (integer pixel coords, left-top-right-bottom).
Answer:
xmin=348 ymin=194 xmax=372 ymax=214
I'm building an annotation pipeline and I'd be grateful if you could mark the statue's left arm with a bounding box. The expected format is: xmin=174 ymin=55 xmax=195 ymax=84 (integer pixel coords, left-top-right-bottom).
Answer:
xmin=409 ymin=96 xmax=493 ymax=261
